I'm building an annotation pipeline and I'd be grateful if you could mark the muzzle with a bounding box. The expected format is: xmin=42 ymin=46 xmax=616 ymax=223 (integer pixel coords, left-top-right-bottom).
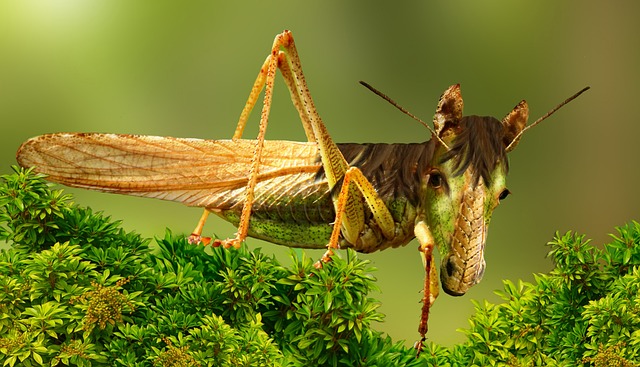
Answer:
xmin=440 ymin=182 xmax=487 ymax=296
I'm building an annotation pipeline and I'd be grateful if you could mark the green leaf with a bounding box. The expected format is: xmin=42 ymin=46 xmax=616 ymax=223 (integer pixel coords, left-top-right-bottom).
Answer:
xmin=3 ymin=356 xmax=16 ymax=367
xmin=324 ymin=291 xmax=333 ymax=312
xmin=32 ymin=352 xmax=43 ymax=365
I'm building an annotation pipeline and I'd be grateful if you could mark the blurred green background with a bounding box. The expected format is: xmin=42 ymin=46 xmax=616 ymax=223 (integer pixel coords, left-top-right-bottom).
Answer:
xmin=1 ymin=1 xmax=638 ymax=347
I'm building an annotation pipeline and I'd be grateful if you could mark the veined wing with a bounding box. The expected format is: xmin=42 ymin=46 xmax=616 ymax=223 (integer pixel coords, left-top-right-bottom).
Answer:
xmin=16 ymin=133 xmax=322 ymax=208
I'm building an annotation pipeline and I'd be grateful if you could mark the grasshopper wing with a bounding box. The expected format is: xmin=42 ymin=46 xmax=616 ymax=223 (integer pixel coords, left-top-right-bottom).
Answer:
xmin=16 ymin=133 xmax=321 ymax=208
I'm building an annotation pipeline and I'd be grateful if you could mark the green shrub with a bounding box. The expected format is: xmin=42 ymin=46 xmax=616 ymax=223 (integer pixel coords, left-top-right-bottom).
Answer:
xmin=0 ymin=166 xmax=638 ymax=366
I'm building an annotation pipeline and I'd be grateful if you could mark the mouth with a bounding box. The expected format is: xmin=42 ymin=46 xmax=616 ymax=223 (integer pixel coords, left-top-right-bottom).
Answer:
xmin=442 ymin=284 xmax=466 ymax=297
xmin=441 ymin=252 xmax=486 ymax=296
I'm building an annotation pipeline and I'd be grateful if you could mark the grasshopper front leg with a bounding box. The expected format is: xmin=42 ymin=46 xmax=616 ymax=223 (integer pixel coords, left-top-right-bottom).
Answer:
xmin=414 ymin=220 xmax=440 ymax=356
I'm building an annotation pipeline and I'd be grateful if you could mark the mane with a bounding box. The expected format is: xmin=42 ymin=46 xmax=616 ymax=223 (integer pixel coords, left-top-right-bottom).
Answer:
xmin=317 ymin=142 xmax=435 ymax=205
xmin=440 ymin=115 xmax=508 ymax=187
xmin=314 ymin=116 xmax=507 ymax=204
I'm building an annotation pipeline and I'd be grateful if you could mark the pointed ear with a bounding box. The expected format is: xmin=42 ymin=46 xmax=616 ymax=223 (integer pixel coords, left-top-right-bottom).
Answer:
xmin=433 ymin=84 xmax=463 ymax=135
xmin=502 ymin=100 xmax=529 ymax=152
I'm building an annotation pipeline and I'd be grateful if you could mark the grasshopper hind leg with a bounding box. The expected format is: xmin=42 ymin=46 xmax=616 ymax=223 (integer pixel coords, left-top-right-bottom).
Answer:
xmin=189 ymin=30 xmax=358 ymax=253
xmin=189 ymin=32 xmax=292 ymax=249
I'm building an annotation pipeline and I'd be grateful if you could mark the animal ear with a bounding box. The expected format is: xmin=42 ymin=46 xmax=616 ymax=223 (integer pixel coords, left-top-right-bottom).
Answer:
xmin=502 ymin=100 xmax=529 ymax=152
xmin=433 ymin=84 xmax=463 ymax=136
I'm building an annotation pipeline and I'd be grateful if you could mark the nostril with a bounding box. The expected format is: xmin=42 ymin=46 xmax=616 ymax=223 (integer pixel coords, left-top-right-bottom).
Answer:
xmin=445 ymin=257 xmax=456 ymax=277
xmin=442 ymin=257 xmax=466 ymax=296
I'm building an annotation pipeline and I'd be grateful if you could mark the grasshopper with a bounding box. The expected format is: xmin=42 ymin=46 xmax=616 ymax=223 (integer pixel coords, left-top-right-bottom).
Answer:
xmin=16 ymin=30 xmax=588 ymax=353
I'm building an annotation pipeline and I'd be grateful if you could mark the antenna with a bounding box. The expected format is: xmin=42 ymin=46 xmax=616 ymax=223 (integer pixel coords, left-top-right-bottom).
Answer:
xmin=505 ymin=86 xmax=590 ymax=151
xmin=359 ymin=81 xmax=451 ymax=150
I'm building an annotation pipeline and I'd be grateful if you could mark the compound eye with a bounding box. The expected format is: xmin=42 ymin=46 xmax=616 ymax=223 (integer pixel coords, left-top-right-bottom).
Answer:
xmin=498 ymin=189 xmax=511 ymax=201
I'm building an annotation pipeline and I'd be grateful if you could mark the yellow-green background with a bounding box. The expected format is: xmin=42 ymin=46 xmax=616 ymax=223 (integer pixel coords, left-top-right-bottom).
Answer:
xmin=1 ymin=1 xmax=638 ymax=347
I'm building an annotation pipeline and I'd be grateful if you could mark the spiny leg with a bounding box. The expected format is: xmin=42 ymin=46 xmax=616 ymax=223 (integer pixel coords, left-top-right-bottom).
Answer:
xmin=273 ymin=32 xmax=370 ymax=250
xmin=276 ymin=51 xmax=316 ymax=142
xmin=316 ymin=166 xmax=396 ymax=267
xmin=190 ymin=32 xmax=283 ymax=248
xmin=277 ymin=32 xmax=350 ymax=187
xmin=414 ymin=220 xmax=440 ymax=356
xmin=189 ymin=54 xmax=273 ymax=244
xmin=233 ymin=55 xmax=272 ymax=140
xmin=216 ymin=33 xmax=284 ymax=249
xmin=230 ymin=43 xmax=317 ymax=143
xmin=272 ymin=31 xmax=398 ymax=260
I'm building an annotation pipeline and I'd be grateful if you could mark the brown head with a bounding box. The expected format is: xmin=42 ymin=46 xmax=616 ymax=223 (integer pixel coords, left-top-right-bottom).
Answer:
xmin=422 ymin=84 xmax=529 ymax=296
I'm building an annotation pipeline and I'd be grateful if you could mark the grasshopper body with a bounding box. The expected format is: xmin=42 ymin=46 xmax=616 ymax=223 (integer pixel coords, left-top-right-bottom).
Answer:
xmin=216 ymin=142 xmax=432 ymax=252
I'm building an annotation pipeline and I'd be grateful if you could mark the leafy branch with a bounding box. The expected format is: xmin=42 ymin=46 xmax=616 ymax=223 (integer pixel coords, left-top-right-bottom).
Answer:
xmin=1 ymin=166 xmax=638 ymax=366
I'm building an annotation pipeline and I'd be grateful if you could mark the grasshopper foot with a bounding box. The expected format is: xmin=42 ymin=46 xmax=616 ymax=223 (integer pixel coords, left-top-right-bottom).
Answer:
xmin=414 ymin=336 xmax=426 ymax=358
xmin=188 ymin=233 xmax=212 ymax=246
xmin=313 ymin=248 xmax=335 ymax=269
xmin=214 ymin=238 xmax=243 ymax=249
xmin=190 ymin=234 xmax=242 ymax=249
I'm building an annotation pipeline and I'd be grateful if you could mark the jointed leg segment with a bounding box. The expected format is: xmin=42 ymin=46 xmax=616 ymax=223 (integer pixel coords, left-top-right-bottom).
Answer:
xmin=188 ymin=209 xmax=212 ymax=245
xmin=414 ymin=220 xmax=440 ymax=355
xmin=316 ymin=166 xmax=397 ymax=265
xmin=191 ymin=32 xmax=295 ymax=247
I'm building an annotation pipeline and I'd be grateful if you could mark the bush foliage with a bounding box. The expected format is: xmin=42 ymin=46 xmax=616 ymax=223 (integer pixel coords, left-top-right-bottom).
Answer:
xmin=0 ymin=167 xmax=638 ymax=366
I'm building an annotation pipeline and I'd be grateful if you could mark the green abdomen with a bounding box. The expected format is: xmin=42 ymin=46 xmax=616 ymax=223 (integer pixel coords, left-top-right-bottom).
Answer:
xmin=216 ymin=187 xmax=336 ymax=248
xmin=216 ymin=188 xmax=418 ymax=252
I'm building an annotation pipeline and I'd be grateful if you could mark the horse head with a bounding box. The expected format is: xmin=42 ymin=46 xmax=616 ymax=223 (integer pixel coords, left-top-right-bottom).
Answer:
xmin=423 ymin=84 xmax=529 ymax=296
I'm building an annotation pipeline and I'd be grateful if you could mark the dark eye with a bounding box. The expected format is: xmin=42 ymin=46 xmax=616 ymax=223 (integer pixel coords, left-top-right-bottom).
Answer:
xmin=498 ymin=189 xmax=511 ymax=201
xmin=428 ymin=172 xmax=443 ymax=188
